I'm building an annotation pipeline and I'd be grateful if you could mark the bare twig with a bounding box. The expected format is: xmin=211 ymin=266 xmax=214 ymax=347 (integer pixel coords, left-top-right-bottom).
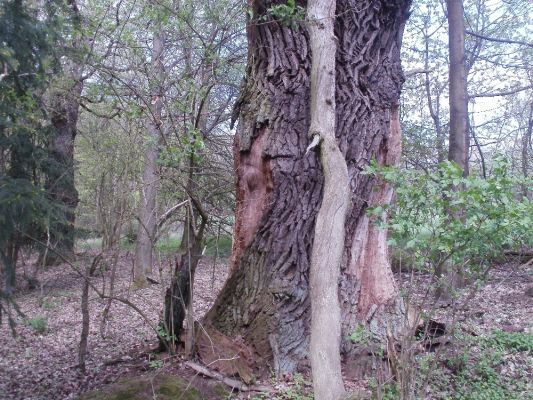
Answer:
xmin=465 ymin=30 xmax=533 ymax=49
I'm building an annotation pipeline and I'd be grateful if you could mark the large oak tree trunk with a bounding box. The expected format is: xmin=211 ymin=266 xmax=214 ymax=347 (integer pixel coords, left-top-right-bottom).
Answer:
xmin=205 ymin=0 xmax=411 ymax=375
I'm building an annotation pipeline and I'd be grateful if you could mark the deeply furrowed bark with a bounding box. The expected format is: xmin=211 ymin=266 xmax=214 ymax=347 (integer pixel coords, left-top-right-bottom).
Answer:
xmin=46 ymin=66 xmax=83 ymax=264
xmin=45 ymin=0 xmax=84 ymax=264
xmin=205 ymin=0 xmax=411 ymax=375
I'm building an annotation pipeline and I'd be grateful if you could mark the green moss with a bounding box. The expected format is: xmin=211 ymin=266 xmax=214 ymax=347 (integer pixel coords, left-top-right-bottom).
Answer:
xmin=78 ymin=379 xmax=145 ymax=400
xmin=157 ymin=375 xmax=201 ymax=400
xmin=212 ymin=383 xmax=230 ymax=398
xmin=78 ymin=375 xmax=203 ymax=400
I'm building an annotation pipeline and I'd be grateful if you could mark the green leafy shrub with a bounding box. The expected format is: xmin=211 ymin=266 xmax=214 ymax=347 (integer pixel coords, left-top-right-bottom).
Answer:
xmin=453 ymin=350 xmax=527 ymax=400
xmin=482 ymin=330 xmax=533 ymax=353
xmin=366 ymin=159 xmax=533 ymax=276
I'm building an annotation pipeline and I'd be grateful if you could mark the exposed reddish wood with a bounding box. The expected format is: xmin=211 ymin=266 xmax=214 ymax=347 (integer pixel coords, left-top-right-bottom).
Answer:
xmin=231 ymin=129 xmax=273 ymax=267
xmin=352 ymin=106 xmax=402 ymax=320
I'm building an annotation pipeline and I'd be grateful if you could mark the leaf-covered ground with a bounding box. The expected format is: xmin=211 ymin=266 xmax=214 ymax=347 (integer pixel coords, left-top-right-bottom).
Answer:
xmin=0 ymin=252 xmax=532 ymax=399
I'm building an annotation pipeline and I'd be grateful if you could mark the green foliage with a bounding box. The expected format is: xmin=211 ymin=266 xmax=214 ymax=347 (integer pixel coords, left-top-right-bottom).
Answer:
xmin=369 ymin=379 xmax=398 ymax=400
xmin=149 ymin=359 xmax=164 ymax=369
xmin=156 ymin=325 xmax=177 ymax=344
xmin=348 ymin=322 xmax=375 ymax=347
xmin=204 ymin=234 xmax=233 ymax=258
xmin=414 ymin=332 xmax=532 ymax=400
xmin=482 ymin=330 xmax=533 ymax=353
xmin=158 ymin=129 xmax=205 ymax=168
xmin=28 ymin=316 xmax=48 ymax=334
xmin=367 ymin=159 xmax=533 ymax=275
xmin=0 ymin=0 xmax=66 ymax=303
xmin=155 ymin=235 xmax=181 ymax=254
xmin=453 ymin=350 xmax=528 ymax=400
xmin=264 ymin=0 xmax=306 ymax=26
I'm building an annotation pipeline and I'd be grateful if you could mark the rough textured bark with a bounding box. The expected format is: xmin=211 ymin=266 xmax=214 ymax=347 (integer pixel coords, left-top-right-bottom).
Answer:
xmin=134 ymin=31 xmax=165 ymax=284
xmin=306 ymin=0 xmax=346 ymax=398
xmin=48 ymin=72 xmax=82 ymax=261
xmin=160 ymin=198 xmax=207 ymax=353
xmin=205 ymin=0 xmax=411 ymax=375
xmin=447 ymin=0 xmax=469 ymax=174
xmin=46 ymin=0 xmax=84 ymax=262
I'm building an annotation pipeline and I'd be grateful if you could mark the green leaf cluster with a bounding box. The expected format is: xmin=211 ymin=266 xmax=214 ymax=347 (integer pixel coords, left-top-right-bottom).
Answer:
xmin=264 ymin=0 xmax=306 ymax=27
xmin=367 ymin=159 xmax=533 ymax=275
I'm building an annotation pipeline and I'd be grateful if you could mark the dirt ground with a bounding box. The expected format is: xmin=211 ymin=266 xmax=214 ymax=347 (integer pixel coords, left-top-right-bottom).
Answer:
xmin=0 ymin=251 xmax=532 ymax=400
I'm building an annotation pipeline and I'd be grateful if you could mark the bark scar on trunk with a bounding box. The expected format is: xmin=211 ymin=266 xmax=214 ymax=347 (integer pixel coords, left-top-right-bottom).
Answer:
xmin=351 ymin=105 xmax=401 ymax=320
xmin=231 ymin=129 xmax=273 ymax=267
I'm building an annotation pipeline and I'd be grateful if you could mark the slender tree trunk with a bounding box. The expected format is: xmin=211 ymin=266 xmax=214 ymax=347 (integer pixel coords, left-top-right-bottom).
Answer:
xmin=306 ymin=0 xmax=346 ymax=398
xmin=134 ymin=30 xmax=165 ymax=285
xmin=423 ymin=24 xmax=445 ymax=164
xmin=204 ymin=0 xmax=411 ymax=376
xmin=522 ymin=102 xmax=532 ymax=199
xmin=447 ymin=0 xmax=469 ymax=174
xmin=436 ymin=0 xmax=470 ymax=301
xmin=160 ymin=85 xmax=210 ymax=352
xmin=160 ymin=198 xmax=206 ymax=354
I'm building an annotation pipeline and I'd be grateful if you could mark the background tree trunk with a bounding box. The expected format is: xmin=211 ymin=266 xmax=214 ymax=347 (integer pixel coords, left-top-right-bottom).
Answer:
xmin=521 ymin=102 xmax=532 ymax=199
xmin=45 ymin=0 xmax=84 ymax=263
xmin=447 ymin=0 xmax=469 ymax=173
xmin=436 ymin=0 xmax=470 ymax=301
xmin=134 ymin=30 xmax=165 ymax=285
xmin=205 ymin=0 xmax=411 ymax=375
xmin=48 ymin=72 xmax=82 ymax=262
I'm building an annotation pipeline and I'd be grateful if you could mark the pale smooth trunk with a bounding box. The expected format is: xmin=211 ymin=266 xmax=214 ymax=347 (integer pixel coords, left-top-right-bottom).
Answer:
xmin=307 ymin=0 xmax=346 ymax=398
xmin=437 ymin=0 xmax=469 ymax=300
xmin=134 ymin=31 xmax=165 ymax=284
xmin=447 ymin=0 xmax=469 ymax=173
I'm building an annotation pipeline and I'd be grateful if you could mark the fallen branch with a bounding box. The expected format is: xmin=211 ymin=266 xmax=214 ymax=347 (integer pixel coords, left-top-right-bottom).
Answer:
xmin=503 ymin=250 xmax=533 ymax=257
xmin=520 ymin=257 xmax=533 ymax=268
xmin=184 ymin=361 xmax=271 ymax=393
xmin=103 ymin=357 xmax=133 ymax=366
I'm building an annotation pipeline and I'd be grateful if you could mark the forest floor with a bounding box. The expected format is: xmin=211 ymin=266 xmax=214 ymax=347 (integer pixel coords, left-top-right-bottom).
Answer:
xmin=0 ymin=250 xmax=532 ymax=400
